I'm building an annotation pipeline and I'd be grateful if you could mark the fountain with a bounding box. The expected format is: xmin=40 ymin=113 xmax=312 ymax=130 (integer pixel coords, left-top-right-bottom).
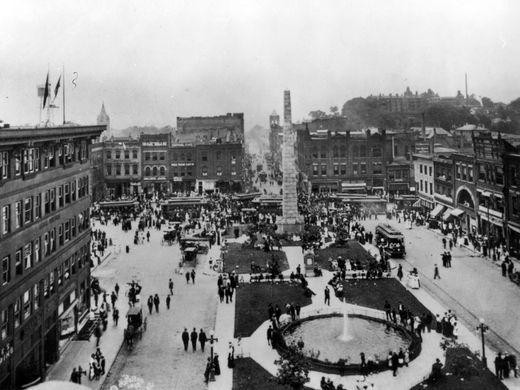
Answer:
xmin=339 ymin=302 xmax=352 ymax=342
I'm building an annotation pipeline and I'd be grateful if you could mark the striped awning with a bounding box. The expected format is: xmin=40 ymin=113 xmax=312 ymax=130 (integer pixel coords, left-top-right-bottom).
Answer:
xmin=430 ymin=204 xmax=445 ymax=218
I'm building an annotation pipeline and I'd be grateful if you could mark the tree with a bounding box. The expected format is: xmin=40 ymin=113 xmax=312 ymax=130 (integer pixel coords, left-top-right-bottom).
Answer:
xmin=308 ymin=110 xmax=327 ymax=120
xmin=329 ymin=106 xmax=339 ymax=116
xmin=275 ymin=348 xmax=310 ymax=390
xmin=481 ymin=97 xmax=494 ymax=109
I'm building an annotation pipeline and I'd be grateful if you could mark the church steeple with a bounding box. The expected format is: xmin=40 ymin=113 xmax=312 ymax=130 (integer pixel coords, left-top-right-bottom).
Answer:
xmin=97 ymin=102 xmax=110 ymax=140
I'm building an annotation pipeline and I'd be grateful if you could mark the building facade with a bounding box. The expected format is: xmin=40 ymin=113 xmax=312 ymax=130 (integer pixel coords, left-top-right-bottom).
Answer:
xmin=413 ymin=153 xmax=435 ymax=210
xmin=141 ymin=134 xmax=170 ymax=196
xmin=169 ymin=145 xmax=196 ymax=193
xmin=296 ymin=128 xmax=414 ymax=194
xmin=195 ymin=142 xmax=243 ymax=193
xmin=91 ymin=137 xmax=141 ymax=200
xmin=452 ymin=153 xmax=478 ymax=234
xmin=504 ymin=153 xmax=520 ymax=258
xmin=0 ymin=124 xmax=104 ymax=389
xmin=268 ymin=111 xmax=283 ymax=173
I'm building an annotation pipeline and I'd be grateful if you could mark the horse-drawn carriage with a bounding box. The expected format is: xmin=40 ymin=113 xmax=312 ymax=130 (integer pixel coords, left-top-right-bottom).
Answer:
xmin=124 ymin=306 xmax=147 ymax=350
xmin=162 ymin=230 xmax=177 ymax=246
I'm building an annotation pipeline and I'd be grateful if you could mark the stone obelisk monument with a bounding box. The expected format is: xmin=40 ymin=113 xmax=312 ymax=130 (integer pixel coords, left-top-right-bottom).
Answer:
xmin=280 ymin=90 xmax=303 ymax=232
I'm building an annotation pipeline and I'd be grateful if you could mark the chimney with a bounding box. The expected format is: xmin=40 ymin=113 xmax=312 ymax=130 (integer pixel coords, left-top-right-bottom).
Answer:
xmin=283 ymin=90 xmax=292 ymax=125
xmin=421 ymin=112 xmax=426 ymax=139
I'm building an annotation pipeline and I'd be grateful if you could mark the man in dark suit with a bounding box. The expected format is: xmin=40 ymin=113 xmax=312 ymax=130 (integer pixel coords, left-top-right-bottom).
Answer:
xmin=182 ymin=328 xmax=189 ymax=351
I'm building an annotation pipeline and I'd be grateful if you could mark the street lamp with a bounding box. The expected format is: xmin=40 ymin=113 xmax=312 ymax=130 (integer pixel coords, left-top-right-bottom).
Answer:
xmin=209 ymin=330 xmax=219 ymax=382
xmin=476 ymin=318 xmax=489 ymax=367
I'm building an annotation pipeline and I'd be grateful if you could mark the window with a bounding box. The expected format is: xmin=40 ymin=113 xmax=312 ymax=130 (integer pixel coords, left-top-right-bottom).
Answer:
xmin=124 ymin=164 xmax=130 ymax=175
xmin=430 ymin=183 xmax=433 ymax=194
xmin=152 ymin=152 xmax=158 ymax=161
xmin=49 ymin=271 xmax=55 ymax=294
xmin=353 ymin=145 xmax=359 ymax=157
xmin=24 ymin=197 xmax=32 ymax=223
xmin=43 ymin=233 xmax=49 ymax=256
xmin=231 ymin=170 xmax=237 ymax=176
xmin=15 ymin=152 xmax=21 ymax=176
xmin=50 ymin=228 xmax=56 ymax=252
xmin=201 ymin=166 xmax=208 ymax=176
xmin=58 ymin=225 xmax=64 ymax=246
xmin=2 ymin=205 xmax=10 ymax=235
xmin=33 ymin=283 xmax=40 ymax=311
xmin=115 ymin=150 xmax=121 ymax=159
xmin=321 ymin=165 xmax=327 ymax=175
xmin=420 ymin=180 xmax=423 ymax=192
xmin=124 ymin=150 xmax=130 ymax=159
xmin=44 ymin=190 xmax=50 ymax=214
xmin=216 ymin=151 xmax=222 ymax=160
xmin=216 ymin=166 xmax=223 ymax=176
xmin=132 ymin=164 xmax=138 ymax=175
xmin=15 ymin=201 xmax=22 ymax=228
xmin=419 ymin=164 xmax=423 ymax=174
xmin=50 ymin=188 xmax=56 ymax=211
xmin=496 ymin=166 xmax=504 ymax=185
xmin=34 ymin=238 xmax=40 ymax=263
xmin=468 ymin=167 xmax=473 ymax=181
xmin=159 ymin=166 xmax=166 ymax=176
xmin=159 ymin=153 xmax=165 ymax=161
xmin=106 ymin=164 xmax=112 ymax=176
xmin=186 ymin=152 xmax=192 ymax=161
xmin=23 ymin=243 xmax=32 ymax=270
xmin=57 ymin=266 xmax=62 ymax=286
xmin=144 ymin=166 xmax=151 ymax=176
xmin=1 ymin=309 xmax=7 ymax=340
xmin=0 ymin=151 xmax=9 ymax=179
xmin=372 ymin=147 xmax=382 ymax=157
xmin=64 ymin=259 xmax=70 ymax=280
xmin=333 ymin=146 xmax=338 ymax=158
xmin=23 ymin=289 xmax=31 ymax=319
xmin=116 ymin=165 xmax=121 ymax=175
xmin=359 ymin=145 xmax=367 ymax=157
xmin=64 ymin=221 xmax=70 ymax=242
xmin=35 ymin=193 xmax=41 ymax=220
xmin=312 ymin=164 xmax=318 ymax=176
xmin=58 ymin=186 xmax=63 ymax=208
xmin=132 ymin=150 xmax=138 ymax=159
xmin=65 ymin=184 xmax=70 ymax=204
xmin=231 ymin=154 xmax=236 ymax=164
xmin=373 ymin=162 xmax=382 ymax=174
xmin=340 ymin=164 xmax=346 ymax=175
xmin=353 ymin=163 xmax=358 ymax=175
xmin=360 ymin=162 xmax=367 ymax=174
xmin=429 ymin=166 xmax=432 ymax=176
xmin=71 ymin=217 xmax=76 ymax=237
xmin=71 ymin=180 xmax=76 ymax=201
xmin=145 ymin=152 xmax=150 ymax=161
xmin=14 ymin=298 xmax=20 ymax=328
xmin=152 ymin=166 xmax=158 ymax=176
xmin=456 ymin=164 xmax=461 ymax=179
xmin=320 ymin=149 xmax=327 ymax=159
xmin=201 ymin=153 xmax=208 ymax=162
xmin=15 ymin=249 xmax=22 ymax=275
xmin=340 ymin=146 xmax=346 ymax=158
xmin=312 ymin=148 xmax=318 ymax=159
xmin=1 ymin=256 xmax=10 ymax=285
xmin=48 ymin=146 xmax=55 ymax=167
xmin=333 ymin=164 xmax=339 ymax=175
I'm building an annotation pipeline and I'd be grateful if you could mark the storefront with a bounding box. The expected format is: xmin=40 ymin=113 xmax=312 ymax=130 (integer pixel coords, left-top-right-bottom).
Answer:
xmin=507 ymin=223 xmax=520 ymax=258
xmin=58 ymin=290 xmax=77 ymax=352
xmin=430 ymin=204 xmax=445 ymax=219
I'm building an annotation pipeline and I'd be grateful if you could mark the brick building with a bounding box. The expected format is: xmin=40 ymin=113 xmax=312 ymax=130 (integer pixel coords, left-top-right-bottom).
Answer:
xmin=91 ymin=137 xmax=141 ymax=200
xmin=169 ymin=145 xmax=196 ymax=193
xmin=195 ymin=142 xmax=242 ymax=193
xmin=504 ymin=153 xmax=520 ymax=258
xmin=141 ymin=133 xmax=170 ymax=196
xmin=176 ymin=113 xmax=244 ymax=144
xmin=295 ymin=127 xmax=414 ymax=194
xmin=0 ymin=124 xmax=104 ymax=389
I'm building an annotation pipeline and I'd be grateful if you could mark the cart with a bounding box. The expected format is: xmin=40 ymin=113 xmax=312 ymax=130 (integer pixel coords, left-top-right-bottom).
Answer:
xmin=124 ymin=306 xmax=147 ymax=350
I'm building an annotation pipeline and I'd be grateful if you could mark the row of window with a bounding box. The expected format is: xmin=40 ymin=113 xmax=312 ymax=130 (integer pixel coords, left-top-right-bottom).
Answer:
xmin=0 ymin=142 xmax=88 ymax=182
xmin=143 ymin=152 xmax=166 ymax=161
xmin=419 ymin=180 xmax=434 ymax=195
xmin=200 ymin=166 xmax=237 ymax=177
xmin=309 ymin=146 xmax=382 ymax=159
xmin=0 ymin=244 xmax=89 ymax=341
xmin=311 ymin=162 xmax=383 ymax=176
xmin=144 ymin=166 xmax=166 ymax=177
xmin=455 ymin=163 xmax=474 ymax=182
xmin=419 ymin=164 xmax=433 ymax=176
xmin=1 ymin=209 xmax=90 ymax=286
xmin=1 ymin=176 xmax=89 ymax=237
xmin=477 ymin=163 xmax=504 ymax=186
xmin=106 ymin=164 xmax=139 ymax=176
xmin=106 ymin=149 xmax=138 ymax=160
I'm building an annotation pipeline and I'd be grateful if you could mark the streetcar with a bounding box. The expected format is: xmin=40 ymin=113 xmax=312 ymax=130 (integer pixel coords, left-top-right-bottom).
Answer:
xmin=375 ymin=224 xmax=406 ymax=258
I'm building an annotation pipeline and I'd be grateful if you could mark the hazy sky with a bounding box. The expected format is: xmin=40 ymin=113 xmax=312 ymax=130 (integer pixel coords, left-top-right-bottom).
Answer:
xmin=1 ymin=0 xmax=519 ymax=130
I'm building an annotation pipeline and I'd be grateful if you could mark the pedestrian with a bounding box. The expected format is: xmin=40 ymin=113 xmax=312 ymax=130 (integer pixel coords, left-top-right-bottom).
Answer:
xmin=169 ymin=278 xmax=174 ymax=295
xmin=501 ymin=261 xmax=508 ymax=277
xmin=112 ymin=307 xmax=119 ymax=326
xmin=185 ymin=271 xmax=190 ymax=284
xmin=190 ymin=328 xmax=198 ymax=352
xmin=391 ymin=352 xmax=399 ymax=376
xmin=182 ymin=328 xmax=189 ymax=351
xmin=384 ymin=300 xmax=391 ymax=321
xmin=218 ymin=286 xmax=225 ymax=303
xmin=77 ymin=365 xmax=86 ymax=384
xmin=267 ymin=325 xmax=273 ymax=346
xmin=204 ymin=358 xmax=211 ymax=384
xmin=449 ymin=239 xmax=453 ymax=251
xmin=94 ymin=323 xmax=102 ymax=347
xmin=166 ymin=294 xmax=171 ymax=309
xmin=324 ymin=286 xmax=330 ymax=306
xmin=115 ymin=283 xmax=120 ymax=296
xmin=146 ymin=230 xmax=150 ymax=242
xmin=442 ymin=237 xmax=446 ymax=249
xmin=70 ymin=367 xmax=78 ymax=383
xmin=397 ymin=265 xmax=403 ymax=282
xmin=199 ymin=329 xmax=207 ymax=352
xmin=191 ymin=269 xmax=196 ymax=284
xmin=153 ymin=294 xmax=160 ymax=313
xmin=110 ymin=291 xmax=117 ymax=308
xmin=495 ymin=353 xmax=504 ymax=379
xmin=433 ymin=264 xmax=441 ymax=280
xmin=147 ymin=295 xmax=154 ymax=314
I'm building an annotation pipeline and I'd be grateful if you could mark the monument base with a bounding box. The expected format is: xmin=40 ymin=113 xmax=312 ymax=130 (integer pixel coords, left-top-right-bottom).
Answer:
xmin=278 ymin=216 xmax=304 ymax=234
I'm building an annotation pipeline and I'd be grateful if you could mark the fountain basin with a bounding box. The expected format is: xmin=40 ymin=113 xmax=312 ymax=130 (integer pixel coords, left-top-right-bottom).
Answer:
xmin=276 ymin=313 xmax=422 ymax=376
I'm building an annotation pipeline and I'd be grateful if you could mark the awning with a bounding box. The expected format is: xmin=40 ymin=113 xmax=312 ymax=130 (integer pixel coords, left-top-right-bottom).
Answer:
xmin=430 ymin=204 xmax=445 ymax=218
xmin=477 ymin=190 xmax=491 ymax=197
xmin=341 ymin=182 xmax=366 ymax=189
xmin=508 ymin=223 xmax=520 ymax=235
xmin=442 ymin=209 xmax=452 ymax=221
xmin=450 ymin=208 xmax=464 ymax=217
xmin=412 ymin=199 xmax=421 ymax=207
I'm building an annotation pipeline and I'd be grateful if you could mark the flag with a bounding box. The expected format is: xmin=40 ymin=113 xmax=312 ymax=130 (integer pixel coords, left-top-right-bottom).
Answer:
xmin=54 ymin=75 xmax=61 ymax=99
xmin=43 ymin=72 xmax=50 ymax=108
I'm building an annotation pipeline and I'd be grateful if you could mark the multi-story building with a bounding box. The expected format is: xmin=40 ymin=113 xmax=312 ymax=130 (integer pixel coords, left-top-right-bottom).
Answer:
xmin=91 ymin=137 xmax=141 ymax=200
xmin=296 ymin=127 xmax=414 ymax=194
xmin=452 ymin=152 xmax=478 ymax=234
xmin=169 ymin=145 xmax=196 ymax=193
xmin=176 ymin=113 xmax=244 ymax=144
xmin=413 ymin=153 xmax=435 ymax=210
xmin=0 ymin=124 xmax=104 ymax=389
xmin=195 ymin=142 xmax=243 ymax=193
xmin=268 ymin=111 xmax=283 ymax=173
xmin=473 ymin=132 xmax=515 ymax=244
xmin=433 ymin=154 xmax=455 ymax=221
xmin=141 ymin=133 xmax=170 ymax=196
xmin=504 ymin=153 xmax=520 ymax=258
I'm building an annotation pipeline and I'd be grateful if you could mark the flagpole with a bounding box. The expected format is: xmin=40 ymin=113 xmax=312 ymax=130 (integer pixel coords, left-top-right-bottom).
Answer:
xmin=62 ymin=65 xmax=66 ymax=125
